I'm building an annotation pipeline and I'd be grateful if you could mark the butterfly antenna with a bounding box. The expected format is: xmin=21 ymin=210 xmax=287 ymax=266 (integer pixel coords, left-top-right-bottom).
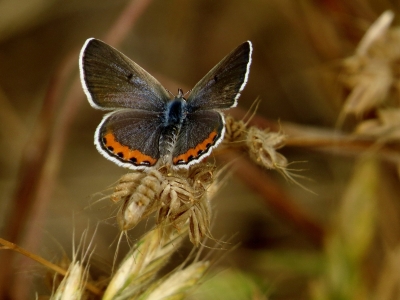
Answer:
xmin=183 ymin=89 xmax=191 ymax=97
xmin=166 ymin=89 xmax=175 ymax=97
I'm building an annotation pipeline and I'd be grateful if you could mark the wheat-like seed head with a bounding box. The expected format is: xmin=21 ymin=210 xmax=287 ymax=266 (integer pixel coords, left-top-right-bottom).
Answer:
xmin=102 ymin=226 xmax=187 ymax=300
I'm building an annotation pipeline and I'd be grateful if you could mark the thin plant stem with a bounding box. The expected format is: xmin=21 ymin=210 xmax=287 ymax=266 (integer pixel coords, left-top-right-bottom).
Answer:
xmin=0 ymin=238 xmax=102 ymax=296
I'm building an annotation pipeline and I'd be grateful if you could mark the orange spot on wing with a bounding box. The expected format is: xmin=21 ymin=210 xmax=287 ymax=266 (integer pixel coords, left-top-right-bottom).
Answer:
xmin=103 ymin=132 xmax=157 ymax=165
xmin=173 ymin=131 xmax=218 ymax=165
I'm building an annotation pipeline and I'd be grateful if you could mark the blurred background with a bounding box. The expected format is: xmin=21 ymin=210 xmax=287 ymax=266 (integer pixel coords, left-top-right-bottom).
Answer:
xmin=1 ymin=0 xmax=400 ymax=299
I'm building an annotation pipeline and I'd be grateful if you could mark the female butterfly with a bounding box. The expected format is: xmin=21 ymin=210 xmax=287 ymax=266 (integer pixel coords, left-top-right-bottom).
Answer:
xmin=79 ymin=38 xmax=252 ymax=169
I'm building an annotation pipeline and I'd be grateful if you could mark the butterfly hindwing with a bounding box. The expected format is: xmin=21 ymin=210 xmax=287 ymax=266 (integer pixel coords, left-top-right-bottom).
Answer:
xmin=172 ymin=110 xmax=224 ymax=167
xmin=186 ymin=41 xmax=252 ymax=111
xmin=95 ymin=109 xmax=163 ymax=169
xmin=80 ymin=38 xmax=170 ymax=112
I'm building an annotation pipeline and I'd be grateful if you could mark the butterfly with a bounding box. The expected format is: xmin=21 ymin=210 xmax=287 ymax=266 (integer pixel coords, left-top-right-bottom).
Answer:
xmin=79 ymin=38 xmax=252 ymax=169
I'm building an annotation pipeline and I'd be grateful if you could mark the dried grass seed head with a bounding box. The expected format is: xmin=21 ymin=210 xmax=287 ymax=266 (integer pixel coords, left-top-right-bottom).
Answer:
xmin=102 ymin=226 xmax=186 ymax=300
xmin=223 ymin=115 xmax=248 ymax=144
xmin=340 ymin=10 xmax=400 ymax=117
xmin=341 ymin=57 xmax=393 ymax=116
xmin=111 ymin=172 xmax=145 ymax=203
xmin=246 ymin=126 xmax=288 ymax=170
xmin=142 ymin=261 xmax=210 ymax=300
xmin=117 ymin=169 xmax=163 ymax=231
xmin=113 ymin=163 xmax=217 ymax=246
xmin=52 ymin=261 xmax=89 ymax=300
xmin=156 ymin=163 xmax=215 ymax=246
xmin=189 ymin=201 xmax=212 ymax=246
xmin=244 ymin=126 xmax=313 ymax=191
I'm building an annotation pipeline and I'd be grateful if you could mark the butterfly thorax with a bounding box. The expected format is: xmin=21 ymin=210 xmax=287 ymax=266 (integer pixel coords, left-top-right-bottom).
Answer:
xmin=158 ymin=95 xmax=188 ymax=163
xmin=163 ymin=97 xmax=187 ymax=127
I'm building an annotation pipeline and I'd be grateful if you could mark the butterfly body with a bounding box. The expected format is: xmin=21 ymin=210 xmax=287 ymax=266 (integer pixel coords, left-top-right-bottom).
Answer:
xmin=79 ymin=38 xmax=252 ymax=170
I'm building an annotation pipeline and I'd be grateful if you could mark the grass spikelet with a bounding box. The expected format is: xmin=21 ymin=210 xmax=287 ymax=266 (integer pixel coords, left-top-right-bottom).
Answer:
xmin=116 ymin=169 xmax=163 ymax=231
xmin=224 ymin=102 xmax=289 ymax=175
xmin=244 ymin=126 xmax=313 ymax=192
xmin=49 ymin=226 xmax=99 ymax=299
xmin=157 ymin=164 xmax=215 ymax=246
xmin=224 ymin=115 xmax=247 ymax=144
xmin=246 ymin=126 xmax=287 ymax=170
xmin=340 ymin=10 xmax=400 ymax=117
xmin=102 ymin=226 xmax=186 ymax=300
xmin=224 ymin=111 xmax=289 ymax=172
xmin=51 ymin=260 xmax=88 ymax=300
xmin=139 ymin=261 xmax=210 ymax=300
xmin=223 ymin=114 xmax=312 ymax=191
xmin=112 ymin=163 xmax=216 ymax=247
xmin=111 ymin=172 xmax=145 ymax=203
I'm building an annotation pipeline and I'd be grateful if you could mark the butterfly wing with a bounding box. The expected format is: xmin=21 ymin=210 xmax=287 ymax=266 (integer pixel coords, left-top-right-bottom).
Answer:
xmin=172 ymin=110 xmax=224 ymax=167
xmin=80 ymin=38 xmax=170 ymax=112
xmin=95 ymin=109 xmax=163 ymax=169
xmin=186 ymin=41 xmax=252 ymax=111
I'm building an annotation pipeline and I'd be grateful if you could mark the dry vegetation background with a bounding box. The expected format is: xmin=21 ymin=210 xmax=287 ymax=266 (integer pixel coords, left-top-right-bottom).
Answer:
xmin=1 ymin=0 xmax=400 ymax=299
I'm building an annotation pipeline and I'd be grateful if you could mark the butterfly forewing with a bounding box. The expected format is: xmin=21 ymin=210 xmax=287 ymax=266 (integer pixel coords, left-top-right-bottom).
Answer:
xmin=96 ymin=109 xmax=163 ymax=169
xmin=80 ymin=38 xmax=170 ymax=112
xmin=186 ymin=41 xmax=252 ymax=111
